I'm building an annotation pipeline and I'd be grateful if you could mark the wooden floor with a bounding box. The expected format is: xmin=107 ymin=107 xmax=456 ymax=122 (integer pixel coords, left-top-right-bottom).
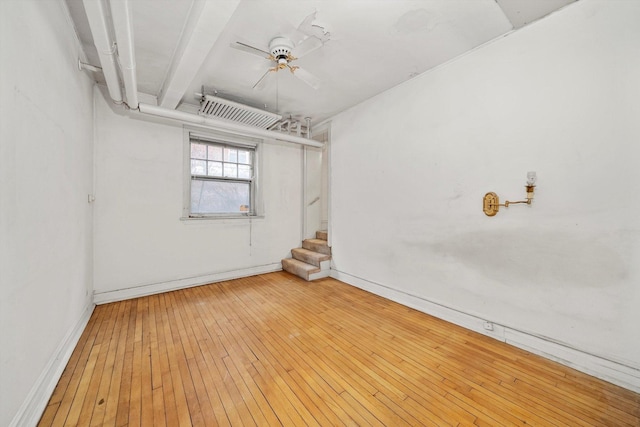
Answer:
xmin=39 ymin=272 xmax=639 ymax=426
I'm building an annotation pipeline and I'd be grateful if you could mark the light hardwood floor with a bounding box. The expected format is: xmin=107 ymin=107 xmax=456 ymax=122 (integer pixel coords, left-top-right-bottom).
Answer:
xmin=39 ymin=272 xmax=639 ymax=426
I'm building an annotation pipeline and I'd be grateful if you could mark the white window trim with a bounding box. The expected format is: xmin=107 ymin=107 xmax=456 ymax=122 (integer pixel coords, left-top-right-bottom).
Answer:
xmin=182 ymin=127 xmax=264 ymax=220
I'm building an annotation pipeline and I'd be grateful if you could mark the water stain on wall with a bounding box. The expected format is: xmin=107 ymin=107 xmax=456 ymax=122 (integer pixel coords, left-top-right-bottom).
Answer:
xmin=428 ymin=229 xmax=628 ymax=288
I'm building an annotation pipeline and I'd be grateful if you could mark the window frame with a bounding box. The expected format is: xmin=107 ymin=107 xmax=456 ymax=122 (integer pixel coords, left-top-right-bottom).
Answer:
xmin=183 ymin=128 xmax=262 ymax=220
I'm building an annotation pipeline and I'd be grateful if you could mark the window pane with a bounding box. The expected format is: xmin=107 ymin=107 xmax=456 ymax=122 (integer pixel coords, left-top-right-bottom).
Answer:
xmin=224 ymin=163 xmax=237 ymax=178
xmin=224 ymin=148 xmax=237 ymax=163
xmin=237 ymin=150 xmax=251 ymax=165
xmin=191 ymin=159 xmax=206 ymax=175
xmin=208 ymin=161 xmax=223 ymax=177
xmin=191 ymin=143 xmax=206 ymax=160
xmin=191 ymin=179 xmax=250 ymax=214
xmin=208 ymin=145 xmax=222 ymax=161
xmin=238 ymin=164 xmax=252 ymax=179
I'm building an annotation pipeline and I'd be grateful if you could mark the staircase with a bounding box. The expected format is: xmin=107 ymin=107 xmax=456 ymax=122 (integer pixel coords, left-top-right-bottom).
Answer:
xmin=282 ymin=230 xmax=331 ymax=281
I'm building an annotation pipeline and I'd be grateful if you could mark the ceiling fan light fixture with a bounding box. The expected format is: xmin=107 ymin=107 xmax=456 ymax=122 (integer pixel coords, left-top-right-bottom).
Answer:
xmin=269 ymin=37 xmax=294 ymax=62
xmin=231 ymin=34 xmax=322 ymax=90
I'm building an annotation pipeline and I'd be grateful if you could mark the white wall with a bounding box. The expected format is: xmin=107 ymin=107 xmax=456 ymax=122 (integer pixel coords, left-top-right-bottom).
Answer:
xmin=330 ymin=0 xmax=640 ymax=390
xmin=0 ymin=1 xmax=95 ymax=425
xmin=93 ymin=95 xmax=304 ymax=301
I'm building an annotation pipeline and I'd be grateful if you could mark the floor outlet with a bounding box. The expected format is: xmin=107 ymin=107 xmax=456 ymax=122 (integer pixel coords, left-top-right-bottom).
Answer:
xmin=483 ymin=321 xmax=494 ymax=331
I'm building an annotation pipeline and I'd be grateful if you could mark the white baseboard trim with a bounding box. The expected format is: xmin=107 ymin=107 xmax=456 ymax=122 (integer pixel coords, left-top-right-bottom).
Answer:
xmin=331 ymin=269 xmax=640 ymax=393
xmin=9 ymin=302 xmax=95 ymax=427
xmin=94 ymin=263 xmax=283 ymax=305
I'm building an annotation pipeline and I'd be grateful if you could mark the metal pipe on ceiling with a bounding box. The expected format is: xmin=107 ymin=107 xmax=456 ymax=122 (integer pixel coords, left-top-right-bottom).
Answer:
xmin=85 ymin=0 xmax=322 ymax=148
xmin=137 ymin=104 xmax=324 ymax=148
xmin=110 ymin=0 xmax=139 ymax=109
xmin=82 ymin=0 xmax=123 ymax=103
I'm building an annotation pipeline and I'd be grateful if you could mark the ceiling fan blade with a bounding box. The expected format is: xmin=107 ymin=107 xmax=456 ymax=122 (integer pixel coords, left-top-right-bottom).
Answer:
xmin=252 ymin=68 xmax=275 ymax=90
xmin=231 ymin=40 xmax=271 ymax=58
xmin=292 ymin=35 xmax=323 ymax=59
xmin=291 ymin=66 xmax=320 ymax=90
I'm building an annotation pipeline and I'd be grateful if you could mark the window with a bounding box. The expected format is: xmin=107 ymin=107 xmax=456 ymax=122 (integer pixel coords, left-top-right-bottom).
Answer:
xmin=187 ymin=132 xmax=259 ymax=217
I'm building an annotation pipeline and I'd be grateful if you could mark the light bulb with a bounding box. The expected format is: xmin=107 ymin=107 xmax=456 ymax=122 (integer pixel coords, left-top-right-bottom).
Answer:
xmin=526 ymin=171 xmax=537 ymax=186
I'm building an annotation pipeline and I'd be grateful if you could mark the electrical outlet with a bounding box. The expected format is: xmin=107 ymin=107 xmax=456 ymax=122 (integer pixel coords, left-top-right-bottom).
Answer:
xmin=483 ymin=321 xmax=494 ymax=331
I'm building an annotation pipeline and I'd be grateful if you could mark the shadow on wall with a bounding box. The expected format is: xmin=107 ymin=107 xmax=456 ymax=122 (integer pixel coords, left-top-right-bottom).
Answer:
xmin=429 ymin=229 xmax=629 ymax=288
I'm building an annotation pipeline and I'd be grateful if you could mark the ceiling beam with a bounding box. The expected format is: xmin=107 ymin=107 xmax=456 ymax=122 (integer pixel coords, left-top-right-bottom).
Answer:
xmin=158 ymin=0 xmax=240 ymax=110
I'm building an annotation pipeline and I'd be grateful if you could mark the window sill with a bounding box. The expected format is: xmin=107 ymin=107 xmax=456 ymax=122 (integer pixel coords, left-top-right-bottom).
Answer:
xmin=180 ymin=215 xmax=265 ymax=223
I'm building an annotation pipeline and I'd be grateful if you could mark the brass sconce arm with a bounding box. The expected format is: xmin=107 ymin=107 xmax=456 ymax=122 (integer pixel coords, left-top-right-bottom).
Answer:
xmin=483 ymin=172 xmax=536 ymax=217
xmin=504 ymin=184 xmax=536 ymax=207
xmin=503 ymin=200 xmax=530 ymax=206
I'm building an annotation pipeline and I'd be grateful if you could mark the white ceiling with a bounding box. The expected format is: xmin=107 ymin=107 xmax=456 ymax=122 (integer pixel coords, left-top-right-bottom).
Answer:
xmin=67 ymin=0 xmax=576 ymax=126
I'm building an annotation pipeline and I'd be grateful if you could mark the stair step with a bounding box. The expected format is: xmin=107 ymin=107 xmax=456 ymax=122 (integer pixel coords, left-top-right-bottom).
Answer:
xmin=302 ymin=238 xmax=331 ymax=255
xmin=292 ymin=248 xmax=330 ymax=268
xmin=282 ymin=258 xmax=320 ymax=281
xmin=282 ymin=230 xmax=332 ymax=281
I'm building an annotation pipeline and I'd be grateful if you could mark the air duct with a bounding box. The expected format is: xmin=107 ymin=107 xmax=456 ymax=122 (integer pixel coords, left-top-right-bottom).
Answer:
xmin=198 ymin=95 xmax=281 ymax=129
xmin=137 ymin=104 xmax=323 ymax=148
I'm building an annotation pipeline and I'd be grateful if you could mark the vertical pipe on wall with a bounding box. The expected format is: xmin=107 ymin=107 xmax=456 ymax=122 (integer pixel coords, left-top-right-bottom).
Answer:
xmin=302 ymin=146 xmax=308 ymax=241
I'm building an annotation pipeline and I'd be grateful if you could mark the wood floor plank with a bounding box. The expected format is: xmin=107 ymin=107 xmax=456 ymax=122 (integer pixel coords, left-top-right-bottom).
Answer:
xmin=225 ymin=285 xmax=361 ymax=425
xmin=252 ymin=276 xmax=502 ymax=424
xmin=46 ymin=305 xmax=110 ymax=427
xmin=63 ymin=343 xmax=102 ymax=427
xmin=115 ymin=298 xmax=138 ymax=427
xmin=158 ymin=293 xmax=192 ymax=427
xmin=154 ymin=294 xmax=182 ymax=427
xmin=86 ymin=304 xmax=127 ymax=426
xmin=164 ymin=291 xmax=206 ymax=427
xmin=284 ymin=280 xmax=596 ymax=422
xmin=226 ymin=278 xmax=381 ymax=424
xmin=45 ymin=305 xmax=100 ymax=408
xmin=39 ymin=272 xmax=640 ymax=427
xmin=190 ymin=286 xmax=281 ymax=426
xmin=253 ymin=274 xmax=478 ymax=425
xmin=213 ymin=287 xmax=316 ymax=426
xmin=178 ymin=293 xmax=255 ymax=426
xmin=64 ymin=303 xmax=118 ymax=427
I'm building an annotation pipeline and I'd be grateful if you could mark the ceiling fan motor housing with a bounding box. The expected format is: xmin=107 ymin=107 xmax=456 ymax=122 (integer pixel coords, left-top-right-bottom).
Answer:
xmin=269 ymin=37 xmax=294 ymax=63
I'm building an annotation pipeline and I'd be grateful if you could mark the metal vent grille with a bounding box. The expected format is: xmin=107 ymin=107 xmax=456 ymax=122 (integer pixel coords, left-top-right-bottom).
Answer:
xmin=198 ymin=95 xmax=282 ymax=129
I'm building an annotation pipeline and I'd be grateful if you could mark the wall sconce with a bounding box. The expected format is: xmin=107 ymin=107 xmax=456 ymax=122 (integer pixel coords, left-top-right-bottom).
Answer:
xmin=483 ymin=171 xmax=537 ymax=216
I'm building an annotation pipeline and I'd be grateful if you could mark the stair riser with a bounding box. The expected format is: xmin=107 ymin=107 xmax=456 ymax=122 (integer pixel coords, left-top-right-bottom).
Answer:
xmin=282 ymin=259 xmax=319 ymax=281
xmin=283 ymin=266 xmax=309 ymax=281
xmin=291 ymin=250 xmax=330 ymax=267
xmin=283 ymin=266 xmax=330 ymax=282
xmin=308 ymin=269 xmax=330 ymax=281
xmin=316 ymin=230 xmax=328 ymax=240
xmin=302 ymin=241 xmax=331 ymax=255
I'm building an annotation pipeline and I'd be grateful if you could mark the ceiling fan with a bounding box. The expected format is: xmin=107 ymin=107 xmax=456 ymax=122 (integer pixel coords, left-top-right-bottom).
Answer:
xmin=231 ymin=35 xmax=324 ymax=90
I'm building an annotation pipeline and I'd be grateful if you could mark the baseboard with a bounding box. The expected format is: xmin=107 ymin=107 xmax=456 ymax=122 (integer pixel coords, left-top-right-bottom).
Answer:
xmin=94 ymin=263 xmax=283 ymax=305
xmin=331 ymin=269 xmax=640 ymax=393
xmin=9 ymin=302 xmax=95 ymax=427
